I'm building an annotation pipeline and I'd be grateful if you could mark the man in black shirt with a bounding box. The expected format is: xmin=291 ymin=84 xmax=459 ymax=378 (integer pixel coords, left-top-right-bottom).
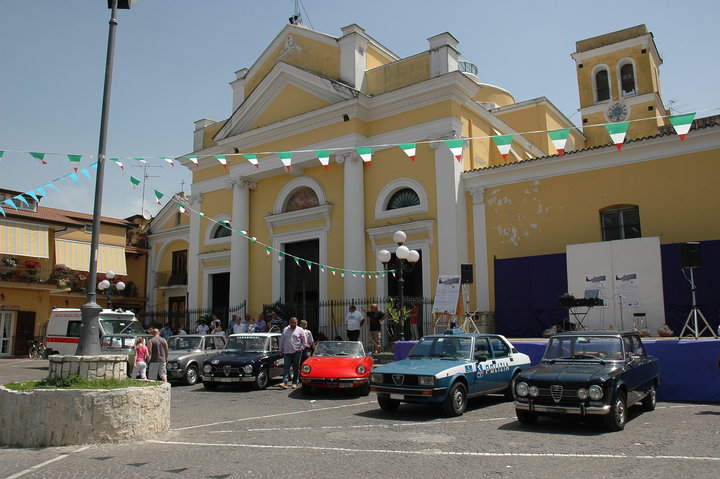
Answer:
xmin=363 ymin=304 xmax=385 ymax=354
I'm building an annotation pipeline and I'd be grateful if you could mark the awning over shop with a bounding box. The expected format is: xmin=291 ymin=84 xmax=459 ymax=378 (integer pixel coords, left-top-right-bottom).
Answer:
xmin=54 ymin=239 xmax=127 ymax=275
xmin=0 ymin=219 xmax=49 ymax=258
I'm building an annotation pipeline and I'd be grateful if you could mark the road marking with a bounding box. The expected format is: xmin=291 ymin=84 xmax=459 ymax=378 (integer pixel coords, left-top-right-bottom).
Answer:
xmin=148 ymin=440 xmax=720 ymax=462
xmin=171 ymin=401 xmax=374 ymax=431
xmin=243 ymin=417 xmax=506 ymax=432
xmin=4 ymin=445 xmax=91 ymax=479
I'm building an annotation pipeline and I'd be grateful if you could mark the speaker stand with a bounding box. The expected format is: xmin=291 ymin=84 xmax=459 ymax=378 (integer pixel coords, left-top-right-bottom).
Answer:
xmin=679 ymin=268 xmax=717 ymax=339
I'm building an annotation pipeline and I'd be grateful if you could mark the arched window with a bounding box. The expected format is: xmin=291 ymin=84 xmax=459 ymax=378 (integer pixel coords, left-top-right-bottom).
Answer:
xmin=212 ymin=223 xmax=232 ymax=239
xmin=595 ymin=69 xmax=610 ymax=102
xmin=386 ymin=188 xmax=420 ymax=210
xmin=285 ymin=187 xmax=319 ymax=212
xmin=620 ymin=63 xmax=636 ymax=96
xmin=600 ymin=206 xmax=641 ymax=241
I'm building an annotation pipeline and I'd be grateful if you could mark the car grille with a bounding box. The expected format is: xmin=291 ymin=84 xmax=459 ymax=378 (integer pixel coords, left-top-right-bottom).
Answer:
xmin=208 ymin=365 xmax=241 ymax=376
xmin=374 ymin=373 xmax=419 ymax=386
xmin=535 ymin=386 xmax=581 ymax=405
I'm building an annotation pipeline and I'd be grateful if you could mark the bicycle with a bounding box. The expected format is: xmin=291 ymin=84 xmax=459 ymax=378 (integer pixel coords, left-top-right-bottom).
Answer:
xmin=27 ymin=339 xmax=47 ymax=359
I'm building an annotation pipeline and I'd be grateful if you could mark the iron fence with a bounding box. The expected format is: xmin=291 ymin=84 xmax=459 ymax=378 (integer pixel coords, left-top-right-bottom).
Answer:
xmin=262 ymin=297 xmax=434 ymax=353
xmin=138 ymin=301 xmax=246 ymax=334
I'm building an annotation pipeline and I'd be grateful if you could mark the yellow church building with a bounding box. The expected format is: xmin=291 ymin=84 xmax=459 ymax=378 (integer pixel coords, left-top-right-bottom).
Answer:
xmin=145 ymin=23 xmax=720 ymax=340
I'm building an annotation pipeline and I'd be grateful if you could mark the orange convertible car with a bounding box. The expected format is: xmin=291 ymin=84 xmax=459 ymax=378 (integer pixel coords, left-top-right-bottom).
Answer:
xmin=300 ymin=341 xmax=374 ymax=396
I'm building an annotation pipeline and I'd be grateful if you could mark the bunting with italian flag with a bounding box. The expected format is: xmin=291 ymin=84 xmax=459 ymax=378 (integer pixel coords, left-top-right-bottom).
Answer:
xmin=356 ymin=147 xmax=372 ymax=165
xmin=162 ymin=157 xmax=175 ymax=167
xmin=68 ymin=154 xmax=81 ymax=172
xmin=604 ymin=122 xmax=630 ymax=151
xmin=444 ymin=139 xmax=464 ymax=162
xmin=279 ymin=152 xmax=292 ymax=171
xmin=134 ymin=157 xmax=147 ymax=164
xmin=110 ymin=158 xmax=124 ymax=171
xmin=315 ymin=150 xmax=330 ymax=170
xmin=399 ymin=143 xmax=416 ymax=161
xmin=30 ymin=152 xmax=47 ymax=165
xmin=186 ymin=156 xmax=198 ymax=167
xmin=177 ymin=202 xmax=186 ymax=214
xmin=547 ymin=129 xmax=571 ymax=156
xmin=492 ymin=134 xmax=514 ymax=161
xmin=154 ymin=190 xmax=164 ymax=205
xmin=243 ymin=153 xmax=259 ymax=168
xmin=214 ymin=155 xmax=228 ymax=169
xmin=669 ymin=113 xmax=696 ymax=141
xmin=130 ymin=176 xmax=141 ymax=188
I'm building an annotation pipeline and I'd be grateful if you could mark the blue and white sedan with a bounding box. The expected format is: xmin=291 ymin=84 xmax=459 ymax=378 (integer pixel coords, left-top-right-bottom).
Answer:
xmin=370 ymin=329 xmax=532 ymax=416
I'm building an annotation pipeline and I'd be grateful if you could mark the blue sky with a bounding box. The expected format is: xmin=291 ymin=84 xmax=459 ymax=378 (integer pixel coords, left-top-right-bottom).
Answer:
xmin=1 ymin=0 xmax=718 ymax=219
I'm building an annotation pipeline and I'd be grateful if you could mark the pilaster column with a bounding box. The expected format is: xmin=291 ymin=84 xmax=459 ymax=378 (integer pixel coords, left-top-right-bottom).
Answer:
xmin=431 ymin=139 xmax=464 ymax=276
xmin=468 ymin=187 xmax=490 ymax=311
xmin=342 ymin=152 xmax=366 ymax=301
xmin=228 ymin=178 xmax=255 ymax=310
xmin=187 ymin=193 xmax=203 ymax=310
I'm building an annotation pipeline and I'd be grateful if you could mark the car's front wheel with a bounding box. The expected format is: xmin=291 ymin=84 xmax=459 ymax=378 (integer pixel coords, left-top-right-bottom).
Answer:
xmin=182 ymin=365 xmax=198 ymax=386
xmin=443 ymin=382 xmax=468 ymax=417
xmin=378 ymin=396 xmax=400 ymax=411
xmin=505 ymin=371 xmax=519 ymax=401
xmin=603 ymin=390 xmax=627 ymax=431
xmin=254 ymin=367 xmax=269 ymax=390
xmin=516 ymin=409 xmax=538 ymax=425
xmin=642 ymin=384 xmax=657 ymax=412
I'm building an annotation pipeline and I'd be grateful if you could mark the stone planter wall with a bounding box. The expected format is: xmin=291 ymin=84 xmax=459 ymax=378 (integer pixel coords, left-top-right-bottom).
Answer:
xmin=0 ymin=383 xmax=170 ymax=447
xmin=49 ymin=355 xmax=128 ymax=380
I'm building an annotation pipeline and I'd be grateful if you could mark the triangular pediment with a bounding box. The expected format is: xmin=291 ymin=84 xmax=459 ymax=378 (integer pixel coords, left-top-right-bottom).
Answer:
xmin=216 ymin=62 xmax=357 ymax=141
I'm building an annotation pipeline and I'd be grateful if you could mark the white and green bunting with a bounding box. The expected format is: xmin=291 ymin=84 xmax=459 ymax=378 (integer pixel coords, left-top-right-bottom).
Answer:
xmin=604 ymin=122 xmax=630 ymax=151
xmin=67 ymin=154 xmax=82 ymax=172
xmin=356 ymin=147 xmax=372 ymax=164
xmin=162 ymin=157 xmax=175 ymax=167
xmin=315 ymin=150 xmax=330 ymax=170
xmin=30 ymin=152 xmax=47 ymax=165
xmin=547 ymin=129 xmax=571 ymax=156
xmin=243 ymin=153 xmax=259 ymax=168
xmin=214 ymin=155 xmax=228 ymax=169
xmin=279 ymin=152 xmax=292 ymax=171
xmin=110 ymin=158 xmax=124 ymax=171
xmin=177 ymin=202 xmax=186 ymax=214
xmin=669 ymin=113 xmax=696 ymax=141
xmin=399 ymin=143 xmax=416 ymax=161
xmin=154 ymin=190 xmax=164 ymax=205
xmin=492 ymin=134 xmax=514 ymax=161
xmin=130 ymin=176 xmax=141 ymax=188
xmin=444 ymin=139 xmax=464 ymax=162
xmin=186 ymin=156 xmax=198 ymax=167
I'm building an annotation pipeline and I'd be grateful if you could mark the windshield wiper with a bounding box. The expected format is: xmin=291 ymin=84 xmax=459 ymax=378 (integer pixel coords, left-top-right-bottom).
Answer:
xmin=407 ymin=354 xmax=425 ymax=358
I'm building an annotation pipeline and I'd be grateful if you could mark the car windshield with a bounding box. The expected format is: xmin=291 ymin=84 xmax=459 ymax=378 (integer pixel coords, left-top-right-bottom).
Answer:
xmin=224 ymin=336 xmax=269 ymax=353
xmin=101 ymin=318 xmax=145 ymax=335
xmin=407 ymin=336 xmax=472 ymax=360
xmin=168 ymin=336 xmax=202 ymax=350
xmin=545 ymin=336 xmax=623 ymax=361
xmin=101 ymin=336 xmax=135 ymax=350
xmin=313 ymin=341 xmax=364 ymax=357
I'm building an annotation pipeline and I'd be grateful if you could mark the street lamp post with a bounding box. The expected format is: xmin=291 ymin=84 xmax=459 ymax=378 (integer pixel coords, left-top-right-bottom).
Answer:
xmin=377 ymin=231 xmax=420 ymax=341
xmin=76 ymin=0 xmax=138 ymax=355
xmin=97 ymin=270 xmax=126 ymax=310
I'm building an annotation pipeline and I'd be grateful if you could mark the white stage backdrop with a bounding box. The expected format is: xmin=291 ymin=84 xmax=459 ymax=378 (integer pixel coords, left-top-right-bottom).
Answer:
xmin=566 ymin=237 xmax=666 ymax=333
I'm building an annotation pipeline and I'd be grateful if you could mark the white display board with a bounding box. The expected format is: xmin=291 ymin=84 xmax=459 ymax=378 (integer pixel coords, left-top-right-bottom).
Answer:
xmin=432 ymin=275 xmax=462 ymax=314
xmin=566 ymin=237 xmax=665 ymax=333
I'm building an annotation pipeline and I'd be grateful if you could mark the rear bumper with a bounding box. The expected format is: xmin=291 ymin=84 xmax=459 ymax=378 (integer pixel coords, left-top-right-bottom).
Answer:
xmin=201 ymin=375 xmax=256 ymax=383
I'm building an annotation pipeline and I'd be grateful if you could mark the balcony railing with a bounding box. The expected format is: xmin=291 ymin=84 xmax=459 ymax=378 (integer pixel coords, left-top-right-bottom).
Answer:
xmin=156 ymin=271 xmax=187 ymax=287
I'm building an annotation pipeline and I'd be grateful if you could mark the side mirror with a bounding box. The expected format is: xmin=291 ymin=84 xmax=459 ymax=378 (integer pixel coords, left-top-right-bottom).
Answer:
xmin=475 ymin=355 xmax=488 ymax=362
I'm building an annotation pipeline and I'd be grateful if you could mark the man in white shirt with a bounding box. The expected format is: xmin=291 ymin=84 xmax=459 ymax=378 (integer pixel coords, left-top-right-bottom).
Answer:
xmin=230 ymin=315 xmax=248 ymax=334
xmin=299 ymin=319 xmax=314 ymax=361
xmin=278 ymin=317 xmax=307 ymax=389
xmin=196 ymin=321 xmax=209 ymax=335
xmin=346 ymin=305 xmax=364 ymax=342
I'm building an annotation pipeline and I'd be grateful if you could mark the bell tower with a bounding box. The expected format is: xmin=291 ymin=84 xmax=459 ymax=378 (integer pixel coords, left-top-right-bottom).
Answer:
xmin=571 ymin=25 xmax=670 ymax=147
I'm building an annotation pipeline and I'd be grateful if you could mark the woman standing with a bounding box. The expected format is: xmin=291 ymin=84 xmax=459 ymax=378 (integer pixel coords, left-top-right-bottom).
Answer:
xmin=131 ymin=337 xmax=149 ymax=380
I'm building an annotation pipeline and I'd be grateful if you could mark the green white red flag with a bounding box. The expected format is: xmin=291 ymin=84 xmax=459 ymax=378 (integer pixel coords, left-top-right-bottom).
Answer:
xmin=110 ymin=158 xmax=124 ymax=171
xmin=315 ymin=150 xmax=330 ymax=170
xmin=492 ymin=134 xmax=514 ymax=161
xmin=444 ymin=139 xmax=464 ymax=162
xmin=214 ymin=155 xmax=228 ymax=169
xmin=279 ymin=152 xmax=292 ymax=171
xmin=243 ymin=154 xmax=259 ymax=168
xmin=68 ymin=154 xmax=81 ymax=172
xmin=162 ymin=157 xmax=175 ymax=167
xmin=669 ymin=113 xmax=696 ymax=141
xmin=30 ymin=152 xmax=47 ymax=165
xmin=547 ymin=129 xmax=571 ymax=156
xmin=154 ymin=190 xmax=164 ymax=205
xmin=399 ymin=143 xmax=416 ymax=161
xmin=130 ymin=176 xmax=141 ymax=188
xmin=604 ymin=122 xmax=630 ymax=151
xmin=356 ymin=147 xmax=372 ymax=164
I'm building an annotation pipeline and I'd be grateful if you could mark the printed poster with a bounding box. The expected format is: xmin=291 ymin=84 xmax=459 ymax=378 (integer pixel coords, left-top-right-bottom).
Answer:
xmin=432 ymin=275 xmax=461 ymax=314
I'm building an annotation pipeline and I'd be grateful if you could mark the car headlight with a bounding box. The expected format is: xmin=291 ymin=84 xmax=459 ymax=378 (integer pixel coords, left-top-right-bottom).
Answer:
xmin=302 ymin=364 xmax=311 ymax=374
xmin=577 ymin=388 xmax=588 ymax=400
xmin=417 ymin=375 xmax=435 ymax=386
xmin=243 ymin=365 xmax=253 ymax=374
xmin=516 ymin=382 xmax=529 ymax=397
xmin=356 ymin=365 xmax=366 ymax=375
xmin=203 ymin=364 xmax=212 ymax=373
xmin=529 ymin=385 xmax=539 ymax=397
xmin=370 ymin=373 xmax=383 ymax=383
xmin=588 ymin=385 xmax=603 ymax=401
xmin=167 ymin=362 xmax=180 ymax=370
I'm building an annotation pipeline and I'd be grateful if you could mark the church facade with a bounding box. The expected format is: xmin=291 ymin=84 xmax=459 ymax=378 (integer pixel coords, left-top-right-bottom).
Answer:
xmin=146 ymin=23 xmax=720 ymax=337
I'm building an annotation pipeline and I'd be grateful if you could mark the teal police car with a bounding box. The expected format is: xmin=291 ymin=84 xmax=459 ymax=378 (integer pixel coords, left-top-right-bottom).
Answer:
xmin=370 ymin=330 xmax=532 ymax=416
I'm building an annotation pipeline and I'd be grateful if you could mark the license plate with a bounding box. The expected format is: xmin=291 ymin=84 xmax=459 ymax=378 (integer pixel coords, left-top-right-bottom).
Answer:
xmin=390 ymin=393 xmax=403 ymax=400
xmin=547 ymin=407 xmax=566 ymax=414
xmin=339 ymin=383 xmax=352 ymax=388
xmin=214 ymin=377 xmax=235 ymax=383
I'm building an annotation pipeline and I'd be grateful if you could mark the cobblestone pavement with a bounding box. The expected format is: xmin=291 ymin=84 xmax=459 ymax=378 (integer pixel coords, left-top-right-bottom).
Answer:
xmin=1 ymin=361 xmax=719 ymax=478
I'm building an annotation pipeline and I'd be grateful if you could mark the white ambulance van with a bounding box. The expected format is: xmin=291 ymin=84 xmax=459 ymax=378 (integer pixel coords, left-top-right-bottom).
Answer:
xmin=45 ymin=308 xmax=145 ymax=355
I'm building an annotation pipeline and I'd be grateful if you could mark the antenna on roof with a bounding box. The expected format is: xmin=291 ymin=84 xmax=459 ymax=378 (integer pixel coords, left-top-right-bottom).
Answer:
xmin=289 ymin=0 xmax=302 ymax=25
